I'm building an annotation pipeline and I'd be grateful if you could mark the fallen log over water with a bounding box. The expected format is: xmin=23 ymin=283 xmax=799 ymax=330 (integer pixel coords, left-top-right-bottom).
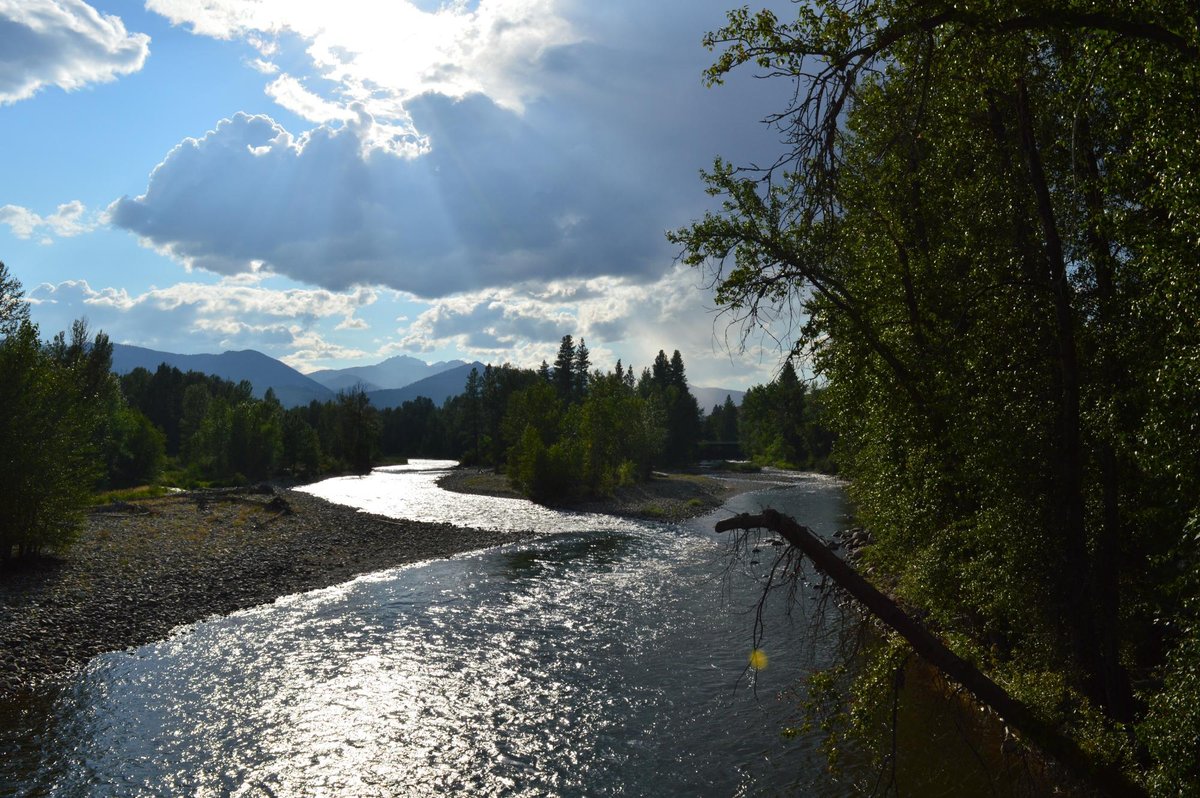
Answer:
xmin=715 ymin=509 xmax=1143 ymax=798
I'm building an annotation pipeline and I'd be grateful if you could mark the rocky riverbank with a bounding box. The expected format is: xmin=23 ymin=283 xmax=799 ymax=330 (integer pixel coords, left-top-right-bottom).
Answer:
xmin=0 ymin=488 xmax=529 ymax=698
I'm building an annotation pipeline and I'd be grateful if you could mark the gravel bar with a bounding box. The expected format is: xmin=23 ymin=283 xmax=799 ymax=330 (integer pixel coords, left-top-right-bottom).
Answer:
xmin=0 ymin=488 xmax=530 ymax=698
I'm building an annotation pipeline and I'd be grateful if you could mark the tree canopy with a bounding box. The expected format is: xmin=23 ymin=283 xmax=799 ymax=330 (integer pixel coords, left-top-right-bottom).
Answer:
xmin=672 ymin=1 xmax=1200 ymax=792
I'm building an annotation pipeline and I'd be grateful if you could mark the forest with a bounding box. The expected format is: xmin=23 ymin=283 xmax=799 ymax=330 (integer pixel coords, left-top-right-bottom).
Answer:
xmin=670 ymin=0 xmax=1199 ymax=793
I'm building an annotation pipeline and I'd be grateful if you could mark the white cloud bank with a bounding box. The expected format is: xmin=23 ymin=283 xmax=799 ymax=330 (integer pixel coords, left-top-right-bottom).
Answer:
xmin=396 ymin=265 xmax=783 ymax=388
xmin=27 ymin=278 xmax=376 ymax=363
xmin=0 ymin=0 xmax=149 ymax=104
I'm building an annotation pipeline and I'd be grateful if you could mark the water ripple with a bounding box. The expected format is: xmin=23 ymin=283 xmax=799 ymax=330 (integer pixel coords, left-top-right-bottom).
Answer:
xmin=5 ymin=464 xmax=855 ymax=797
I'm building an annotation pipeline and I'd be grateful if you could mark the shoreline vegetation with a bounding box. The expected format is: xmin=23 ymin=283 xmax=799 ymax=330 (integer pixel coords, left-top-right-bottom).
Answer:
xmin=0 ymin=467 xmax=763 ymax=698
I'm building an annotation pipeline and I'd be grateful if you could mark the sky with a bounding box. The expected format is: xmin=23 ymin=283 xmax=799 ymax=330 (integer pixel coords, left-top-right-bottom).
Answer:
xmin=1 ymin=0 xmax=796 ymax=390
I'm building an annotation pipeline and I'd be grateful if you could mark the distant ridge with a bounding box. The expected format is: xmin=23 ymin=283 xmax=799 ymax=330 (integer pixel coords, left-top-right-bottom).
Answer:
xmin=367 ymin=362 xmax=487 ymax=409
xmin=110 ymin=344 xmax=335 ymax=408
xmin=109 ymin=345 xmax=746 ymax=414
xmin=693 ymin=386 xmax=746 ymax=411
xmin=308 ymin=354 xmax=465 ymax=392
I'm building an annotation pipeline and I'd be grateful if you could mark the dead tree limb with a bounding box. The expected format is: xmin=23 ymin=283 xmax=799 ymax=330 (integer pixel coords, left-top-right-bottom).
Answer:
xmin=715 ymin=509 xmax=1144 ymax=798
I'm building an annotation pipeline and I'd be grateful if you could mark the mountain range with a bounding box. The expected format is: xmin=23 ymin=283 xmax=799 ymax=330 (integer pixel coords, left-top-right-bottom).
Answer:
xmin=110 ymin=344 xmax=334 ymax=408
xmin=306 ymin=355 xmax=466 ymax=393
xmin=108 ymin=344 xmax=745 ymax=411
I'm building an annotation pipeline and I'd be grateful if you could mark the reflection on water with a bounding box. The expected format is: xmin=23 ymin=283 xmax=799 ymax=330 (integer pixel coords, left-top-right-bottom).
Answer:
xmin=3 ymin=462 xmax=859 ymax=797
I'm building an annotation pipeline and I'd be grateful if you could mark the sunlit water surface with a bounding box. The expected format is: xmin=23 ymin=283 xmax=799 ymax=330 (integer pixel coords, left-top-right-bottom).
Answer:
xmin=3 ymin=461 xmax=861 ymax=796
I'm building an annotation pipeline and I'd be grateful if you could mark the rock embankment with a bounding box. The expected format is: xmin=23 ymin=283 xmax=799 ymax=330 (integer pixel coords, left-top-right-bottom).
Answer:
xmin=0 ymin=489 xmax=529 ymax=697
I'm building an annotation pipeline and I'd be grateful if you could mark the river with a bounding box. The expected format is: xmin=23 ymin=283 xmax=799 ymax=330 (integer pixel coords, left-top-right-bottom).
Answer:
xmin=0 ymin=461 xmax=1006 ymax=796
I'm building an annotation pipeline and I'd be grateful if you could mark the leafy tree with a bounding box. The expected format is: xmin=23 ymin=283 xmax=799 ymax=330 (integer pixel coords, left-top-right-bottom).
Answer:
xmin=0 ymin=262 xmax=28 ymax=336
xmin=229 ymin=399 xmax=282 ymax=481
xmin=103 ymin=405 xmax=166 ymax=487
xmin=672 ymin=0 xmax=1200 ymax=789
xmin=0 ymin=264 xmax=105 ymax=558
xmin=281 ymin=408 xmax=322 ymax=477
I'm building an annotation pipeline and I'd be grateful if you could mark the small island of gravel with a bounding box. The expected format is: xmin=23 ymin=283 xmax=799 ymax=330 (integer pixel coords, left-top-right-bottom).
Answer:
xmin=435 ymin=467 xmax=745 ymax=523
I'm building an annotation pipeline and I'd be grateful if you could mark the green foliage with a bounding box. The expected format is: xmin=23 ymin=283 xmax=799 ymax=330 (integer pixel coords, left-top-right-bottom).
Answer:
xmin=0 ymin=264 xmax=106 ymax=559
xmin=677 ymin=0 xmax=1200 ymax=789
xmin=104 ymin=404 xmax=166 ymax=487
xmin=334 ymin=386 xmax=379 ymax=475
xmin=737 ymin=362 xmax=836 ymax=471
xmin=504 ymin=362 xmax=670 ymax=501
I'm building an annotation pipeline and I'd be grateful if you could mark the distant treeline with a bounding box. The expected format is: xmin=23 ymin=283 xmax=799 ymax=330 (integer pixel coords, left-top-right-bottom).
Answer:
xmin=1 ymin=260 xmax=832 ymax=559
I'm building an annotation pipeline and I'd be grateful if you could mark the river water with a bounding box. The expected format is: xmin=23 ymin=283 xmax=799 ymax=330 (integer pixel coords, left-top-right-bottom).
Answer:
xmin=1 ymin=462 xmax=872 ymax=796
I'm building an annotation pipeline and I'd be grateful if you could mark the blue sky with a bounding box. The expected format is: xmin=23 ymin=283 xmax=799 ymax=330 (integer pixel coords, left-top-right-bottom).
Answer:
xmin=1 ymin=0 xmax=794 ymax=389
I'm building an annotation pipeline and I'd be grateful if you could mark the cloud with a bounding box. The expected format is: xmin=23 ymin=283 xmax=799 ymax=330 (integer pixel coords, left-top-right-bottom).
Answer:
xmin=281 ymin=329 xmax=372 ymax=372
xmin=395 ymin=264 xmax=784 ymax=386
xmin=0 ymin=200 xmax=98 ymax=241
xmin=26 ymin=278 xmax=377 ymax=354
xmin=107 ymin=100 xmax=670 ymax=296
xmin=109 ymin=0 xmax=790 ymax=299
xmin=145 ymin=0 xmax=576 ymax=112
xmin=264 ymin=73 xmax=355 ymax=123
xmin=0 ymin=0 xmax=149 ymax=104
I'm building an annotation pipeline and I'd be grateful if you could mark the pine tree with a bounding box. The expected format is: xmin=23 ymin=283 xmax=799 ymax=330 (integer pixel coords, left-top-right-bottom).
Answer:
xmin=552 ymin=335 xmax=575 ymax=401
xmin=574 ymin=337 xmax=591 ymax=400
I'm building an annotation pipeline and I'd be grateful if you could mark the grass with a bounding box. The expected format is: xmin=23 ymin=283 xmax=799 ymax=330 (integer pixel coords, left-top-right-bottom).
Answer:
xmin=89 ymin=485 xmax=172 ymax=505
xmin=374 ymin=456 xmax=411 ymax=467
xmin=713 ymin=460 xmax=763 ymax=473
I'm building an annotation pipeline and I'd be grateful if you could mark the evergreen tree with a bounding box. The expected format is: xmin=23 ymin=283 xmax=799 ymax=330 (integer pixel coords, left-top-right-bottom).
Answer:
xmin=552 ymin=335 xmax=575 ymax=401
xmin=574 ymin=338 xmax=591 ymax=400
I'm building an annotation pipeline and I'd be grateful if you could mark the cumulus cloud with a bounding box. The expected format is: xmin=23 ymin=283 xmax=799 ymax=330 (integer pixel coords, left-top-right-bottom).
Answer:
xmin=0 ymin=200 xmax=98 ymax=241
xmin=107 ymin=0 xmax=789 ymax=298
xmin=395 ymin=264 xmax=784 ymax=386
xmin=281 ymin=329 xmax=373 ymax=372
xmin=107 ymin=100 xmax=670 ymax=296
xmin=26 ymin=278 xmax=377 ymax=354
xmin=0 ymin=0 xmax=149 ymax=104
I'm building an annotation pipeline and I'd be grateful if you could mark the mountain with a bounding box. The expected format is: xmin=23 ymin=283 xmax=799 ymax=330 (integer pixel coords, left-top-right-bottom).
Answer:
xmin=367 ymin=362 xmax=487 ymax=408
xmin=110 ymin=344 xmax=335 ymax=408
xmin=308 ymin=355 xmax=466 ymax=392
xmin=693 ymin=386 xmax=746 ymax=412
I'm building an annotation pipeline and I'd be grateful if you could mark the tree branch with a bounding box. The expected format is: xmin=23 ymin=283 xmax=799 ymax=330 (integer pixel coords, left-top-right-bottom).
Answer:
xmin=715 ymin=510 xmax=1145 ymax=797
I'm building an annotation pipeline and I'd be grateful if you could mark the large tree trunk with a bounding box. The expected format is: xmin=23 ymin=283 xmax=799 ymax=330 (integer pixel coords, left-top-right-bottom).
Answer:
xmin=1014 ymin=77 xmax=1107 ymax=707
xmin=716 ymin=510 xmax=1144 ymax=797
xmin=1075 ymin=109 xmax=1136 ymax=725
